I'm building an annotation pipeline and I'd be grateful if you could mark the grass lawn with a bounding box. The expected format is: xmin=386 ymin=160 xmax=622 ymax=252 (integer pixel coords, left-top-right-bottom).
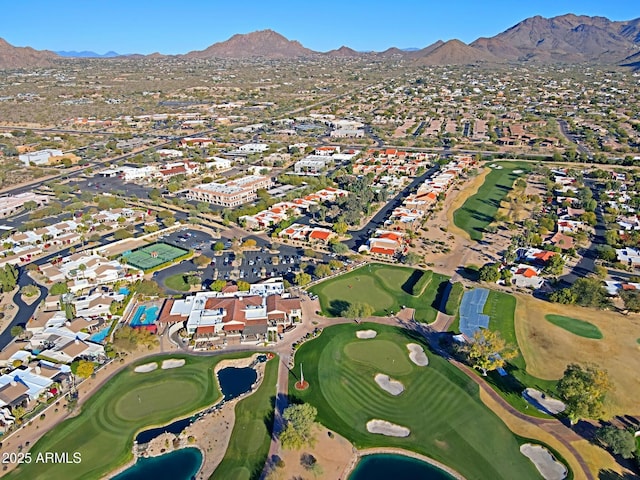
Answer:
xmin=289 ymin=323 xmax=544 ymax=480
xmin=309 ymin=263 xmax=449 ymax=323
xmin=545 ymin=315 xmax=603 ymax=339
xmin=450 ymin=290 xmax=557 ymax=418
xmin=453 ymin=162 xmax=530 ymax=241
xmin=480 ymin=291 xmax=557 ymax=418
xmin=210 ymin=357 xmax=278 ymax=480
xmin=8 ymin=353 xmax=253 ymax=480
xmin=164 ymin=273 xmax=191 ymax=292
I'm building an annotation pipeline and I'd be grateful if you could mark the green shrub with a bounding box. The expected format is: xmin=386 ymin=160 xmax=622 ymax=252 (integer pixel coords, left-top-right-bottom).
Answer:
xmin=411 ymin=270 xmax=433 ymax=296
xmin=445 ymin=282 xmax=464 ymax=316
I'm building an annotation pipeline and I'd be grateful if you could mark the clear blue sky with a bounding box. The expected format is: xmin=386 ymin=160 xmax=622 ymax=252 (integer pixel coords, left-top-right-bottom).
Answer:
xmin=3 ymin=0 xmax=639 ymax=54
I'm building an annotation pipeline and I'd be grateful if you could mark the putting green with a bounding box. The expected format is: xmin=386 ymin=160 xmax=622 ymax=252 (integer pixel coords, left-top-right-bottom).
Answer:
xmin=545 ymin=314 xmax=603 ymax=339
xmin=115 ymin=380 xmax=200 ymax=421
xmin=344 ymin=340 xmax=413 ymax=376
xmin=290 ymin=323 xmax=545 ymax=480
xmin=310 ymin=263 xmax=449 ymax=323
xmin=8 ymin=353 xmax=254 ymax=480
xmin=316 ymin=274 xmax=394 ymax=311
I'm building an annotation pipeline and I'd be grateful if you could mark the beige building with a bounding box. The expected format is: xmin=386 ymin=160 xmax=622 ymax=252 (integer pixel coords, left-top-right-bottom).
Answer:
xmin=186 ymin=175 xmax=273 ymax=207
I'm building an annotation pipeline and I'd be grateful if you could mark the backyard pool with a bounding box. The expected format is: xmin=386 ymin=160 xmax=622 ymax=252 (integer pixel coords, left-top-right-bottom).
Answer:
xmin=130 ymin=305 xmax=160 ymax=327
xmin=89 ymin=327 xmax=110 ymax=344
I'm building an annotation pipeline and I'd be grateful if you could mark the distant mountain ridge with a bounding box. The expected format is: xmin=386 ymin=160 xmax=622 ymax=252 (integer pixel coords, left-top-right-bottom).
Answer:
xmin=2 ymin=13 xmax=640 ymax=68
xmin=185 ymin=29 xmax=315 ymax=59
xmin=56 ymin=50 xmax=121 ymax=58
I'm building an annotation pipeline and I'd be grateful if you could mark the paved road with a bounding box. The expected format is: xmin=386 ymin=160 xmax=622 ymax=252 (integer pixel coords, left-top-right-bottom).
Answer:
xmin=344 ymin=165 xmax=439 ymax=250
xmin=558 ymin=119 xmax=592 ymax=159
xmin=559 ymin=180 xmax=605 ymax=286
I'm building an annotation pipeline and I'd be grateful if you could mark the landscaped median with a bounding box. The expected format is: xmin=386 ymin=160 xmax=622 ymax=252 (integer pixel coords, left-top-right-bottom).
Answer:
xmin=6 ymin=352 xmax=268 ymax=480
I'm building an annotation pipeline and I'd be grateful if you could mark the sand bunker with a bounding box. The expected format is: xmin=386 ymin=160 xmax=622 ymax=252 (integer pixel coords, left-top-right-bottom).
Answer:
xmin=366 ymin=419 xmax=410 ymax=437
xmin=374 ymin=374 xmax=404 ymax=396
xmin=513 ymin=169 xmax=524 ymax=174
xmin=522 ymin=388 xmax=566 ymax=415
xmin=134 ymin=362 xmax=158 ymax=373
xmin=520 ymin=444 xmax=567 ymax=480
xmin=407 ymin=343 xmax=429 ymax=366
xmin=356 ymin=329 xmax=377 ymax=339
xmin=161 ymin=359 xmax=186 ymax=369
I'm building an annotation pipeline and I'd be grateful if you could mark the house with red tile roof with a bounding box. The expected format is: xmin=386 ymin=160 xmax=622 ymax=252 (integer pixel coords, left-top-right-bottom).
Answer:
xmin=164 ymin=288 xmax=302 ymax=346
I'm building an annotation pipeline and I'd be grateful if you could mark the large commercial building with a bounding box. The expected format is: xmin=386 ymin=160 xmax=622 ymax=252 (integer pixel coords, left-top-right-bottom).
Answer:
xmin=186 ymin=175 xmax=273 ymax=207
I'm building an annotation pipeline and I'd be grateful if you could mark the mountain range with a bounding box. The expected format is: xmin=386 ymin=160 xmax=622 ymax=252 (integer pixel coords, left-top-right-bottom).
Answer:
xmin=1 ymin=14 xmax=640 ymax=68
xmin=56 ymin=50 xmax=121 ymax=58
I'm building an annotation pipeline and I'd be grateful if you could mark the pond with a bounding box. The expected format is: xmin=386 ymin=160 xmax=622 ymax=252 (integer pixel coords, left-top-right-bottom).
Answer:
xmin=349 ymin=454 xmax=456 ymax=480
xmin=135 ymin=416 xmax=195 ymax=444
xmin=217 ymin=366 xmax=257 ymax=401
xmin=112 ymin=447 xmax=202 ymax=480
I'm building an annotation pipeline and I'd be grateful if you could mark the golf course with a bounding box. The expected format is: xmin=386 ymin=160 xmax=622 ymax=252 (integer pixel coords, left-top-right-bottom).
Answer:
xmin=309 ymin=263 xmax=449 ymax=323
xmin=453 ymin=161 xmax=529 ymax=241
xmin=289 ymin=323 xmax=545 ymax=480
xmin=7 ymin=353 xmax=262 ymax=480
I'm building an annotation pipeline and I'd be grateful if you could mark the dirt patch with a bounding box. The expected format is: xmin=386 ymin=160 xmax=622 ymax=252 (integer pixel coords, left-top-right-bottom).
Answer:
xmin=161 ymin=359 xmax=185 ymax=369
xmin=515 ymin=294 xmax=640 ymax=416
xmin=407 ymin=343 xmax=429 ymax=366
xmin=366 ymin=419 xmax=410 ymax=437
xmin=356 ymin=329 xmax=377 ymax=339
xmin=374 ymin=374 xmax=404 ymax=396
xmin=520 ymin=443 xmax=567 ymax=480
xmin=134 ymin=362 xmax=158 ymax=373
xmin=523 ymin=388 xmax=566 ymax=415
xmin=274 ymin=426 xmax=354 ymax=480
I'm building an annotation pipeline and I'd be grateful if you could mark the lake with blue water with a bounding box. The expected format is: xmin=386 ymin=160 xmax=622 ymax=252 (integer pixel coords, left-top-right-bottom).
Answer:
xmin=349 ymin=453 xmax=456 ymax=480
xmin=112 ymin=447 xmax=202 ymax=480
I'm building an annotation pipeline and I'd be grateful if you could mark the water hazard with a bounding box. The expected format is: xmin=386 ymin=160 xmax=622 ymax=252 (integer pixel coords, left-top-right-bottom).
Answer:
xmin=112 ymin=447 xmax=202 ymax=480
xmin=349 ymin=453 xmax=456 ymax=480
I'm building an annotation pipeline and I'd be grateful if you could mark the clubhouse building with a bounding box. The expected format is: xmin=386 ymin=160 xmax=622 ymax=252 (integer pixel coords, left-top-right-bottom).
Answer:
xmin=157 ymin=279 xmax=302 ymax=347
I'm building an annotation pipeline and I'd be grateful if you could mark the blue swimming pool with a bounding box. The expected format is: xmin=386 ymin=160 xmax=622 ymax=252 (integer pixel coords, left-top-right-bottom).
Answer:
xmin=130 ymin=305 xmax=160 ymax=327
xmin=89 ymin=327 xmax=110 ymax=344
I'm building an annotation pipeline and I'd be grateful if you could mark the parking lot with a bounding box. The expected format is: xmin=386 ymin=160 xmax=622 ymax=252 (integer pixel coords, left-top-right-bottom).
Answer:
xmin=153 ymin=228 xmax=331 ymax=290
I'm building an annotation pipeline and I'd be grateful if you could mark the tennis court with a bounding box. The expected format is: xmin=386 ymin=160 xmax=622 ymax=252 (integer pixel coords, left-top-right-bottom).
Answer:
xmin=121 ymin=242 xmax=188 ymax=271
xmin=459 ymin=288 xmax=490 ymax=338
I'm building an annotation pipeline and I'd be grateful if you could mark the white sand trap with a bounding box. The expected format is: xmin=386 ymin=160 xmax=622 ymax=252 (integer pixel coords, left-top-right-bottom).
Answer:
xmin=374 ymin=373 xmax=404 ymax=396
xmin=407 ymin=343 xmax=429 ymax=366
xmin=366 ymin=419 xmax=410 ymax=437
xmin=356 ymin=329 xmax=377 ymax=339
xmin=520 ymin=444 xmax=567 ymax=480
xmin=134 ymin=362 xmax=158 ymax=373
xmin=513 ymin=169 xmax=524 ymax=174
xmin=161 ymin=359 xmax=186 ymax=369
xmin=523 ymin=388 xmax=566 ymax=415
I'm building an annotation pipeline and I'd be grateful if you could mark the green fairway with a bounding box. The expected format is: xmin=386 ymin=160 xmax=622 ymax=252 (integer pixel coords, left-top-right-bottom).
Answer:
xmin=453 ymin=162 xmax=530 ymax=241
xmin=545 ymin=314 xmax=603 ymax=339
xmin=309 ymin=263 xmax=449 ymax=323
xmin=164 ymin=273 xmax=191 ymax=292
xmin=289 ymin=323 xmax=545 ymax=480
xmin=210 ymin=357 xmax=278 ymax=480
xmin=8 ymin=353 xmax=254 ymax=480
xmin=481 ymin=291 xmax=557 ymax=416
